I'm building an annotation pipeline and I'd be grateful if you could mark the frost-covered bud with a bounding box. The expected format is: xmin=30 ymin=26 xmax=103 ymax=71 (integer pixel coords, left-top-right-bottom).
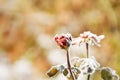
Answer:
xmin=54 ymin=33 xmax=72 ymax=49
xmin=79 ymin=56 xmax=100 ymax=75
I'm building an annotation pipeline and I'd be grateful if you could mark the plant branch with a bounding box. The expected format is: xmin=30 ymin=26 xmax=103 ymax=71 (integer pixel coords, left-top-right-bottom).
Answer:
xmin=66 ymin=48 xmax=75 ymax=80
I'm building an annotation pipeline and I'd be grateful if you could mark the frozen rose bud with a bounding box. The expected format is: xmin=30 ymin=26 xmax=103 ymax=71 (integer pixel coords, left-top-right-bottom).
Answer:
xmin=76 ymin=31 xmax=105 ymax=46
xmin=54 ymin=33 xmax=72 ymax=49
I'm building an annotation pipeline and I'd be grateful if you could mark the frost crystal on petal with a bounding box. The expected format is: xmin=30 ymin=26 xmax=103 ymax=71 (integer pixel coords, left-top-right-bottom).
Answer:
xmin=79 ymin=56 xmax=100 ymax=75
xmin=71 ymin=56 xmax=100 ymax=75
xmin=46 ymin=64 xmax=66 ymax=78
xmin=73 ymin=31 xmax=105 ymax=46
xmin=71 ymin=57 xmax=84 ymax=67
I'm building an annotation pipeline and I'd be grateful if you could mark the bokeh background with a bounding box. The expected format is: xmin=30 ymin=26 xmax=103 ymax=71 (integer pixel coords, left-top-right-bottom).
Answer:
xmin=0 ymin=0 xmax=120 ymax=80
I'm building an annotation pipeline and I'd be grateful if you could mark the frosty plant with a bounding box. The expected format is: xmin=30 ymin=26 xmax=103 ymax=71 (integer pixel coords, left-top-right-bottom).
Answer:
xmin=46 ymin=31 xmax=119 ymax=80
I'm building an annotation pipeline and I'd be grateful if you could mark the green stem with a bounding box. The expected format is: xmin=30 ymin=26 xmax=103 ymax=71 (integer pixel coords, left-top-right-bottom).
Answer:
xmin=86 ymin=43 xmax=90 ymax=80
xmin=66 ymin=49 xmax=75 ymax=80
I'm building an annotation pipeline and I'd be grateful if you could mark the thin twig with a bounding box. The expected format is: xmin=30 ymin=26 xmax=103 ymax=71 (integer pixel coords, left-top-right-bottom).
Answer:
xmin=86 ymin=43 xmax=91 ymax=80
xmin=66 ymin=49 xmax=75 ymax=80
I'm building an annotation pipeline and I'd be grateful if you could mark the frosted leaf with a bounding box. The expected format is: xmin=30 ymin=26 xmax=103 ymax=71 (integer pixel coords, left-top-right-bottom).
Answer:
xmin=101 ymin=67 xmax=119 ymax=80
xmin=79 ymin=56 xmax=100 ymax=75
xmin=71 ymin=57 xmax=84 ymax=67
xmin=46 ymin=64 xmax=66 ymax=78
xmin=46 ymin=66 xmax=59 ymax=77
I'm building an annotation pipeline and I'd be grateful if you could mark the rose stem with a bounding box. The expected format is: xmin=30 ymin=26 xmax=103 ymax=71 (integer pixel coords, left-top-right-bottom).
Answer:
xmin=86 ymin=43 xmax=90 ymax=80
xmin=66 ymin=48 xmax=75 ymax=80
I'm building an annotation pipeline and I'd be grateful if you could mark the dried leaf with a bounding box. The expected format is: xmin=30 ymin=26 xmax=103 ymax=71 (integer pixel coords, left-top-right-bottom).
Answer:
xmin=46 ymin=64 xmax=66 ymax=77
xmin=63 ymin=68 xmax=69 ymax=76
xmin=47 ymin=66 xmax=59 ymax=77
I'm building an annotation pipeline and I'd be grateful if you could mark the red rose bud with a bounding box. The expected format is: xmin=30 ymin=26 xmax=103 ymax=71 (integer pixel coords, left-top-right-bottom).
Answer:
xmin=54 ymin=33 xmax=72 ymax=49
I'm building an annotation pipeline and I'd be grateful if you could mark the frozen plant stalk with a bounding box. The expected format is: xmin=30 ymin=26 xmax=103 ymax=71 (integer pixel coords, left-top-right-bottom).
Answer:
xmin=46 ymin=31 xmax=119 ymax=80
xmin=78 ymin=31 xmax=104 ymax=80
xmin=54 ymin=33 xmax=75 ymax=80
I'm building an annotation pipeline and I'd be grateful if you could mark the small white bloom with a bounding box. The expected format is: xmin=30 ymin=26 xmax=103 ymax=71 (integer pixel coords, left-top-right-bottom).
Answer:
xmin=73 ymin=31 xmax=105 ymax=46
xmin=46 ymin=64 xmax=67 ymax=78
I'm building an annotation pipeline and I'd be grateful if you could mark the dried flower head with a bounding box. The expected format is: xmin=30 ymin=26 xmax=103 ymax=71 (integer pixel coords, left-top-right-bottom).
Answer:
xmin=54 ymin=33 xmax=72 ymax=49
xmin=72 ymin=31 xmax=104 ymax=46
